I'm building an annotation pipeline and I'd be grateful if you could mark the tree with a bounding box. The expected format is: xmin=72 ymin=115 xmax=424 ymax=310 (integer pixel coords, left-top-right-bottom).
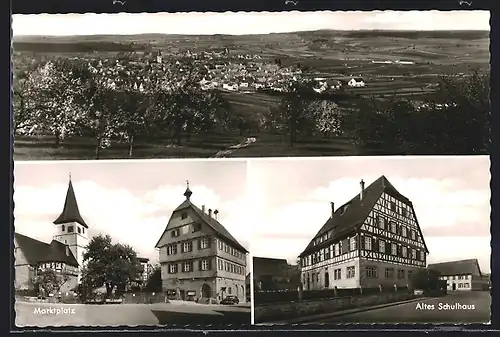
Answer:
xmin=82 ymin=234 xmax=142 ymax=298
xmin=13 ymin=66 xmax=39 ymax=134
xmin=34 ymin=268 xmax=71 ymax=296
xmin=25 ymin=58 xmax=84 ymax=146
xmin=144 ymin=265 xmax=162 ymax=293
xmin=306 ymin=100 xmax=343 ymax=138
xmin=409 ymin=268 xmax=442 ymax=291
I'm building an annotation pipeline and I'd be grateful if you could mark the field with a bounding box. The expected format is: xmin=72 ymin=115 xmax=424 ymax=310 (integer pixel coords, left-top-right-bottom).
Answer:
xmin=12 ymin=30 xmax=490 ymax=159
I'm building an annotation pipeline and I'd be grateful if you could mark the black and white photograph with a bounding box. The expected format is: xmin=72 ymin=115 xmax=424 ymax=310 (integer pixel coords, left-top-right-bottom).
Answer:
xmin=249 ymin=156 xmax=491 ymax=324
xmin=12 ymin=10 xmax=490 ymax=161
xmin=13 ymin=159 xmax=251 ymax=327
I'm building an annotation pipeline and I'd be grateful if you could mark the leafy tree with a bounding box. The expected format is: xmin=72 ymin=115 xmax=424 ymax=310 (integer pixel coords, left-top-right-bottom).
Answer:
xmin=144 ymin=265 xmax=162 ymax=293
xmin=82 ymin=234 xmax=142 ymax=299
xmin=306 ymin=100 xmax=343 ymax=138
xmin=13 ymin=66 xmax=39 ymax=134
xmin=409 ymin=268 xmax=442 ymax=291
xmin=34 ymin=268 xmax=71 ymax=296
xmin=25 ymin=58 xmax=84 ymax=146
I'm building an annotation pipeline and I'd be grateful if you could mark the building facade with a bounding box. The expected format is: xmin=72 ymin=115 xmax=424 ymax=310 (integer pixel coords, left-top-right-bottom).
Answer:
xmin=14 ymin=177 xmax=88 ymax=293
xmin=429 ymin=259 xmax=489 ymax=291
xmin=155 ymin=183 xmax=248 ymax=302
xmin=138 ymin=257 xmax=154 ymax=284
xmin=299 ymin=176 xmax=429 ymax=291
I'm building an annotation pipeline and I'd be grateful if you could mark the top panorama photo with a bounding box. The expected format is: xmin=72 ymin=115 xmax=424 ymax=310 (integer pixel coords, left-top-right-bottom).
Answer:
xmin=12 ymin=11 xmax=490 ymax=161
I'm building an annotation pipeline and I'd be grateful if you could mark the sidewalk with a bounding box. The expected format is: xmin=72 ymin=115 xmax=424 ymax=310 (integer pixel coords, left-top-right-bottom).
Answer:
xmin=261 ymin=297 xmax=427 ymax=324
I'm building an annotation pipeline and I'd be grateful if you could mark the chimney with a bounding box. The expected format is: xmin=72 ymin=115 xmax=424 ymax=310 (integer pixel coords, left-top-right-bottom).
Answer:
xmin=208 ymin=209 xmax=212 ymax=218
xmin=330 ymin=202 xmax=335 ymax=218
xmin=65 ymin=246 xmax=70 ymax=257
xmin=202 ymin=205 xmax=206 ymax=213
xmin=360 ymin=179 xmax=365 ymax=200
xmin=214 ymin=209 xmax=219 ymax=220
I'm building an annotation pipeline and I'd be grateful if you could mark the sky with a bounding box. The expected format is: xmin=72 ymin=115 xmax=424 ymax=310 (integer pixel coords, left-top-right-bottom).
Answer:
xmin=12 ymin=11 xmax=490 ymax=36
xmin=14 ymin=159 xmax=250 ymax=265
xmin=248 ymin=156 xmax=491 ymax=273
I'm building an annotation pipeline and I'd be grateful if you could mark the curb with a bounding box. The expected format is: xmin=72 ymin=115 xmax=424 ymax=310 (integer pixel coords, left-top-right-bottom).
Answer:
xmin=263 ymin=297 xmax=429 ymax=324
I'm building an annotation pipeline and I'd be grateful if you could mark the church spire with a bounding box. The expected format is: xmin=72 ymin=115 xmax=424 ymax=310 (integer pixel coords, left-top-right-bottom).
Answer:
xmin=183 ymin=180 xmax=193 ymax=200
xmin=53 ymin=176 xmax=89 ymax=228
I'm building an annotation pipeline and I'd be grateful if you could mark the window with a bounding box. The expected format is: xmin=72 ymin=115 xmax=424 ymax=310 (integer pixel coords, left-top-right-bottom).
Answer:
xmin=183 ymin=241 xmax=192 ymax=253
xmin=224 ymin=244 xmax=229 ymax=253
xmin=183 ymin=261 xmax=193 ymax=272
xmin=378 ymin=216 xmax=385 ymax=229
xmin=181 ymin=212 xmax=188 ymax=220
xmin=201 ymin=260 xmax=209 ymax=271
xmin=411 ymin=230 xmax=416 ymax=240
xmin=225 ymin=261 xmax=229 ymax=271
xmin=68 ymin=226 xmax=74 ymax=233
xmin=347 ymin=266 xmax=355 ymax=278
xmin=192 ymin=223 xmax=201 ymax=232
xmin=390 ymin=201 xmax=396 ymax=212
xmin=379 ymin=240 xmax=385 ymax=253
xmin=364 ymin=236 xmax=372 ymax=250
xmin=402 ymin=208 xmax=407 ymax=217
xmin=171 ymin=229 xmax=179 ymax=237
xmin=391 ymin=243 xmax=397 ymax=255
xmin=366 ymin=266 xmax=378 ymax=278
xmin=397 ymin=269 xmax=405 ymax=280
xmin=82 ymin=228 xmax=85 ymax=234
xmin=325 ymin=246 xmax=331 ymax=259
xmin=385 ymin=268 xmax=395 ymax=279
xmin=200 ymin=238 xmax=208 ymax=249
xmin=78 ymin=227 xmax=81 ymax=234
xmin=402 ymin=227 xmax=407 ymax=237
xmin=218 ymin=259 xmax=223 ymax=270
xmin=334 ymin=268 xmax=342 ymax=280
xmin=391 ymin=222 xmax=396 ymax=233
xmin=411 ymin=249 xmax=416 ymax=259
xmin=169 ymin=264 xmax=177 ymax=274
xmin=181 ymin=225 xmax=189 ymax=235
xmin=62 ymin=225 xmax=65 ymax=231
xmin=167 ymin=244 xmax=177 ymax=255
xmin=350 ymin=237 xmax=356 ymax=251
xmin=402 ymin=246 xmax=407 ymax=257
xmin=420 ymin=251 xmax=425 ymax=261
xmin=334 ymin=243 xmax=340 ymax=256
xmin=464 ymin=283 xmax=469 ymax=288
xmin=218 ymin=240 xmax=223 ymax=250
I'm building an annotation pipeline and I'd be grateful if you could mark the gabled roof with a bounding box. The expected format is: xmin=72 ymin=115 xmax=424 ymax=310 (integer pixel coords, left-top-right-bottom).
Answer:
xmin=428 ymin=259 xmax=483 ymax=277
xmin=14 ymin=233 xmax=79 ymax=267
xmin=53 ymin=180 xmax=89 ymax=228
xmin=155 ymin=192 xmax=248 ymax=253
xmin=299 ymin=175 xmax=428 ymax=257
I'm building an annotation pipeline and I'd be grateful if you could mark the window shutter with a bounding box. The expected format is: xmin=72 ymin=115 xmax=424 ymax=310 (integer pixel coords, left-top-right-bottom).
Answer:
xmin=208 ymin=259 xmax=212 ymax=270
xmin=342 ymin=239 xmax=348 ymax=254
xmin=373 ymin=238 xmax=379 ymax=252
xmin=207 ymin=236 xmax=212 ymax=248
xmin=198 ymin=239 xmax=202 ymax=250
xmin=360 ymin=236 xmax=365 ymax=250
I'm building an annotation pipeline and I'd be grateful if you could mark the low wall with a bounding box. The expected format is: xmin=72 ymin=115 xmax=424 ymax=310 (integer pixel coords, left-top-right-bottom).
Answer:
xmin=254 ymin=291 xmax=414 ymax=323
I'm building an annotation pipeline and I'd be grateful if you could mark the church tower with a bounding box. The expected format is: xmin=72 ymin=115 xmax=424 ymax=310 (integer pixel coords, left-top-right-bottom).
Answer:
xmin=52 ymin=174 xmax=89 ymax=280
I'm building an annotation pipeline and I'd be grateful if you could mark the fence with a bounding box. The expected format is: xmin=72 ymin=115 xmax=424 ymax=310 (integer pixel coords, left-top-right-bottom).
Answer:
xmin=122 ymin=292 xmax=168 ymax=304
xmin=254 ymin=286 xmax=409 ymax=305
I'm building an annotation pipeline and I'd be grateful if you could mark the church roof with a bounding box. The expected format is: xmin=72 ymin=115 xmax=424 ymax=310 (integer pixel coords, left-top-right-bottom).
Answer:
xmin=155 ymin=185 xmax=248 ymax=253
xmin=299 ymin=175 xmax=427 ymax=257
xmin=428 ymin=259 xmax=483 ymax=277
xmin=14 ymin=233 xmax=79 ymax=267
xmin=53 ymin=180 xmax=89 ymax=228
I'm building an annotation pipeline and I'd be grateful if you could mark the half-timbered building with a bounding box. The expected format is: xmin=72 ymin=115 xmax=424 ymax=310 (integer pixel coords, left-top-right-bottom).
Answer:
xmin=299 ymin=176 xmax=429 ymax=290
xmin=429 ymin=259 xmax=490 ymax=291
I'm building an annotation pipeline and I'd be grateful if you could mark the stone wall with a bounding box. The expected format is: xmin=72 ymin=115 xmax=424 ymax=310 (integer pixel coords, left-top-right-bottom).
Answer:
xmin=254 ymin=291 xmax=414 ymax=323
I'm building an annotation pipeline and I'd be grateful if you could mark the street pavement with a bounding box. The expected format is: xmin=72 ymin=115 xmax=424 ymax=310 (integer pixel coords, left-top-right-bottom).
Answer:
xmin=14 ymin=301 xmax=251 ymax=327
xmin=310 ymin=291 xmax=490 ymax=324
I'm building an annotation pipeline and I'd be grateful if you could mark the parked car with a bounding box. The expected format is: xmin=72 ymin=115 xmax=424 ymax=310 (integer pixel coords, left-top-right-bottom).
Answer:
xmin=220 ymin=295 xmax=239 ymax=305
